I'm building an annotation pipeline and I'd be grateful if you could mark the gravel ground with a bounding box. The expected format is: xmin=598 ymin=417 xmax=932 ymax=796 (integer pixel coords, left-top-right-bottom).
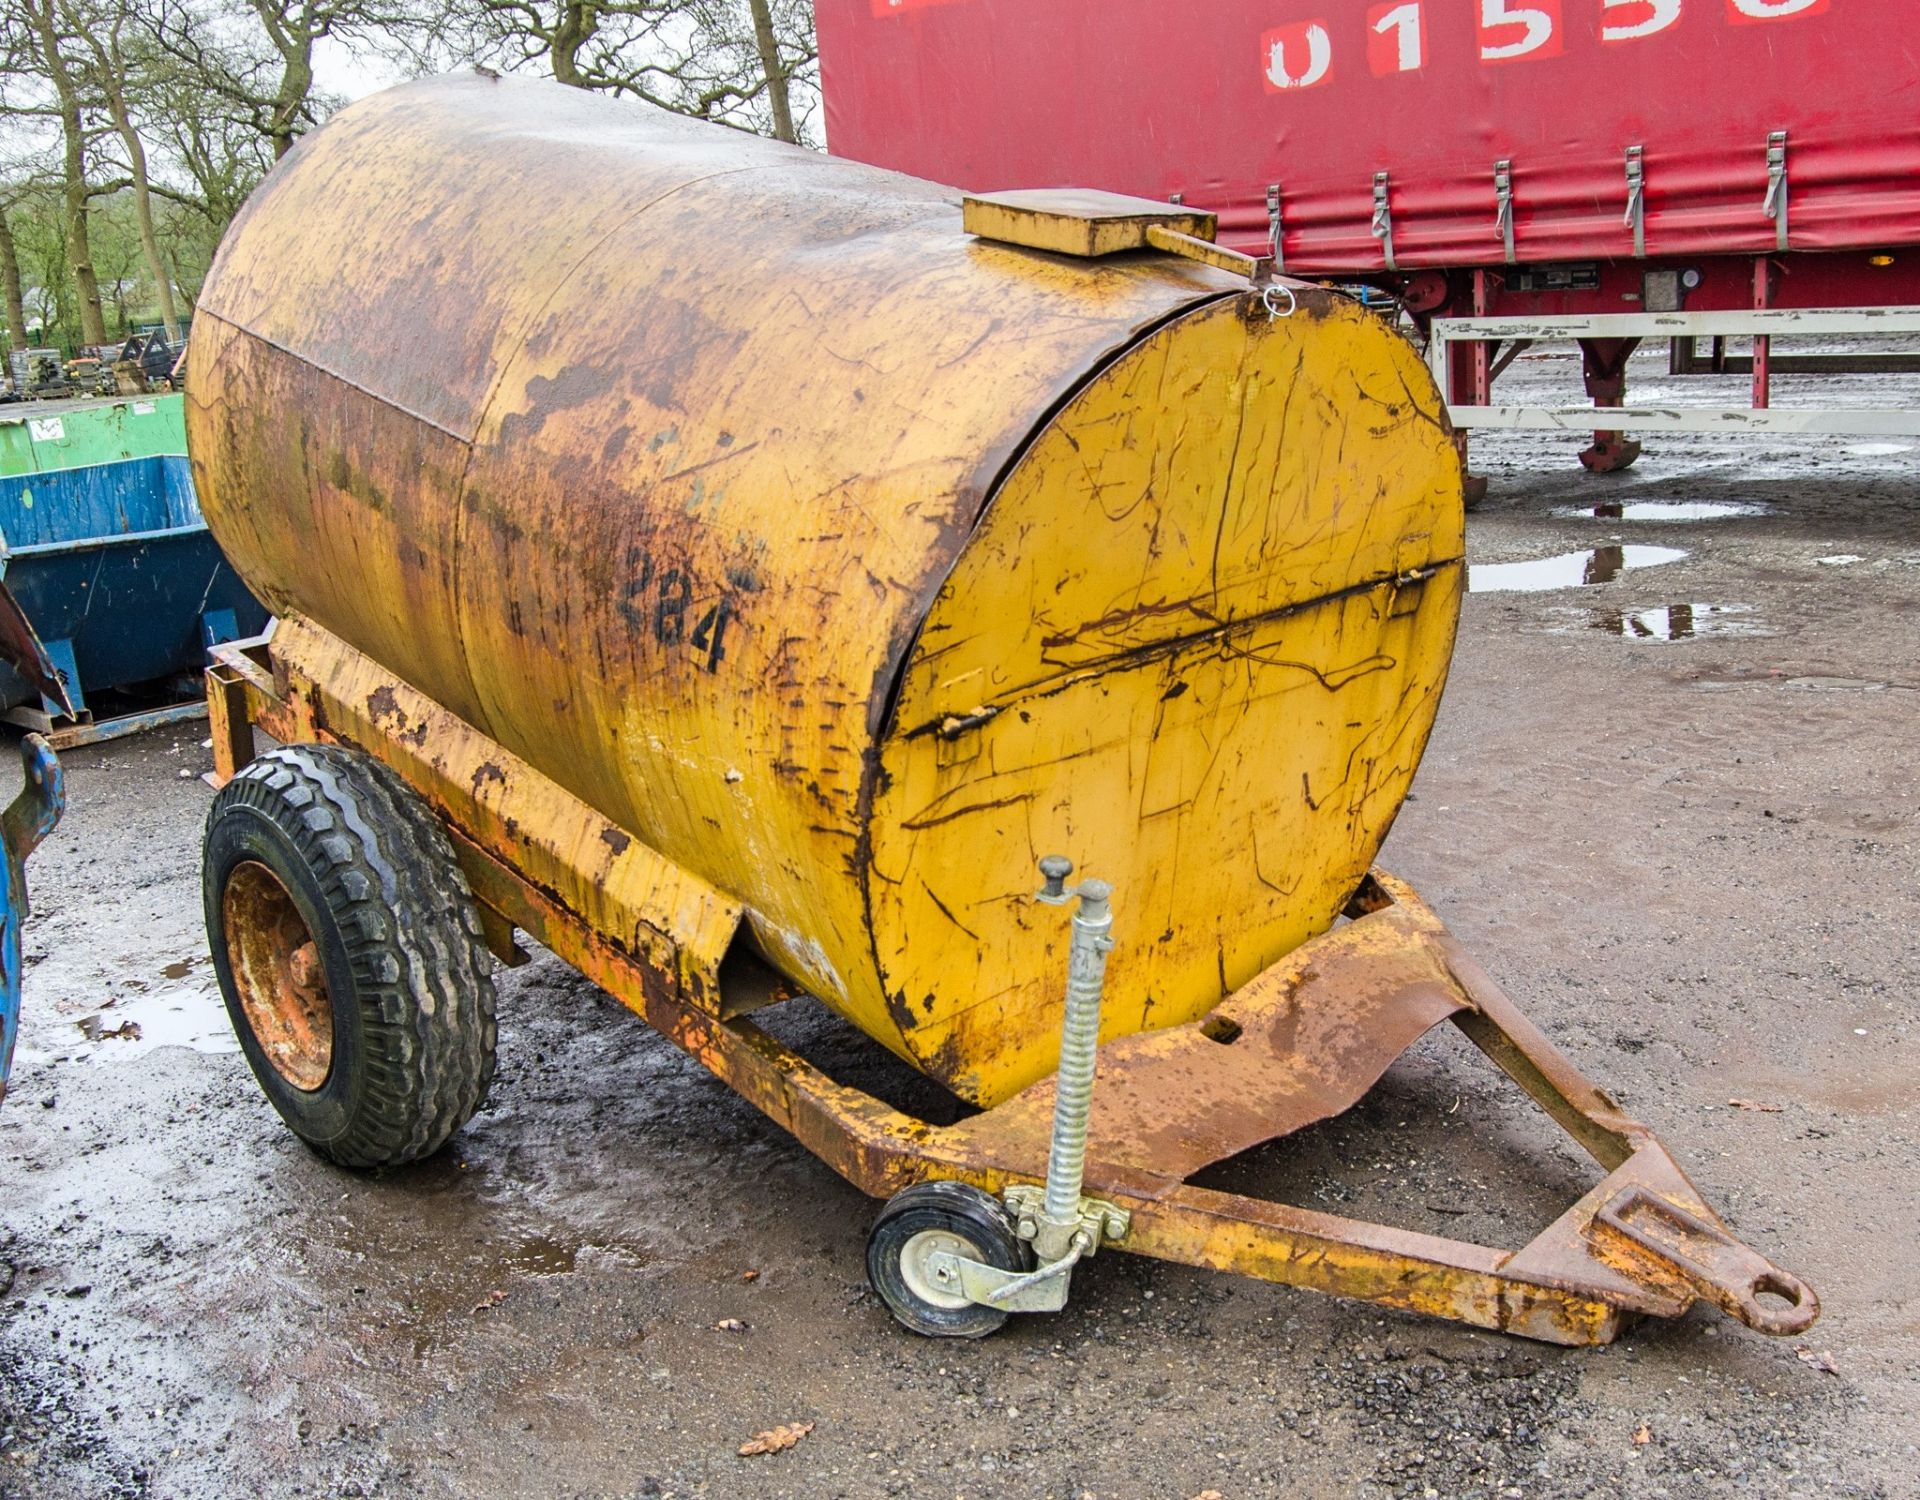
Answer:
xmin=0 ymin=341 xmax=1915 ymax=1498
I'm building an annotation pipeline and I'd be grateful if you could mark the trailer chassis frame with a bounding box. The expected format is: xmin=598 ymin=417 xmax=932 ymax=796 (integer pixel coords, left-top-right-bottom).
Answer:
xmin=205 ymin=617 xmax=1819 ymax=1347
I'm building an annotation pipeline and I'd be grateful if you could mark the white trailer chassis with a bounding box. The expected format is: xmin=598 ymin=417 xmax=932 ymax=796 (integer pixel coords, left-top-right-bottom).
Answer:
xmin=1429 ymin=306 xmax=1920 ymax=438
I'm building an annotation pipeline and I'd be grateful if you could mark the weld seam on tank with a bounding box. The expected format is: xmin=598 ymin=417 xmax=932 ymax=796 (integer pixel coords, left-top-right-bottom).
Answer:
xmin=190 ymin=308 xmax=477 ymax=445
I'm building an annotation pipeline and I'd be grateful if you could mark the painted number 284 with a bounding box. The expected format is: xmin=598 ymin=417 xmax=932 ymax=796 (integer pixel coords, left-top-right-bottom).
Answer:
xmin=620 ymin=549 xmax=736 ymax=674
xmin=1263 ymin=0 xmax=1829 ymax=90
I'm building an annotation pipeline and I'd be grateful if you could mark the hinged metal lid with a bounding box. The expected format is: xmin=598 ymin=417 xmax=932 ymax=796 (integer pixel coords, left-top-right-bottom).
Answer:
xmin=962 ymin=189 xmax=1218 ymax=258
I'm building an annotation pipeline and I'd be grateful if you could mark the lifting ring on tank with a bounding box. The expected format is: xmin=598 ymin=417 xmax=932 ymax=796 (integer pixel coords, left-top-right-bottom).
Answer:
xmin=1261 ymin=283 xmax=1298 ymax=321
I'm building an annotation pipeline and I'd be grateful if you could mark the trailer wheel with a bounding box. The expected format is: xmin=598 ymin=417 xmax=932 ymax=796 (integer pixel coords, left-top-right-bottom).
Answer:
xmin=867 ymin=1182 xmax=1033 ymax=1338
xmin=203 ymin=744 xmax=497 ymax=1168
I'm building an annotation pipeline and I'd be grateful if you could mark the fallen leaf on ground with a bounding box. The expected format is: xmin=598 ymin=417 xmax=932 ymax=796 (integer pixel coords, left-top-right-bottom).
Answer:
xmin=470 ymin=1289 xmax=507 ymax=1313
xmin=713 ymin=1318 xmax=748 ymax=1333
xmin=1728 ymin=1098 xmax=1783 ymax=1112
xmin=1796 ymin=1346 xmax=1839 ymax=1375
xmin=78 ymin=1015 xmax=141 ymax=1042
xmin=739 ymin=1421 xmax=812 ymax=1456
xmin=1632 ymin=1424 xmax=1652 ymax=1445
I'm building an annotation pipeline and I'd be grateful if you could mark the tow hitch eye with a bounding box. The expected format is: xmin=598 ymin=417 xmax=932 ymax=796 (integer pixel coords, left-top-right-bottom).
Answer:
xmin=1589 ymin=1187 xmax=1819 ymax=1335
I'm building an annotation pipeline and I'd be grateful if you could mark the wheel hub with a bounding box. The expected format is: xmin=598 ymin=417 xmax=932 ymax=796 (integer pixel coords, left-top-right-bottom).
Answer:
xmin=898 ymin=1228 xmax=980 ymax=1311
xmin=222 ymin=860 xmax=334 ymax=1091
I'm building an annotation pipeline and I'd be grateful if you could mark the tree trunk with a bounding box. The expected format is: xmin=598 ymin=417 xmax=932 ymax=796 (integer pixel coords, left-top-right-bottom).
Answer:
xmin=112 ymin=114 xmax=181 ymax=341
xmin=551 ymin=1 xmax=590 ymax=88
xmin=169 ymin=247 xmax=195 ymax=315
xmin=58 ymin=131 xmax=108 ymax=347
xmin=246 ymin=0 xmax=316 ymax=160
xmin=270 ymin=54 xmax=313 ymax=159
xmin=0 ymin=213 xmax=30 ymax=355
xmin=28 ymin=0 xmax=108 ymax=346
xmin=747 ymin=0 xmax=795 ymax=143
xmin=81 ymin=24 xmax=184 ymax=342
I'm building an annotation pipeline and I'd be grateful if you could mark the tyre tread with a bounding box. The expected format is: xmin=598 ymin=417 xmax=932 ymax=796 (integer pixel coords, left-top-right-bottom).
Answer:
xmin=207 ymin=744 xmax=496 ymax=1167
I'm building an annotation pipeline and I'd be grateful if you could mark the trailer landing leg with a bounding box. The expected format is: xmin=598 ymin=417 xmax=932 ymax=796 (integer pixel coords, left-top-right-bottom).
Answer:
xmin=1578 ymin=337 xmax=1644 ymax=473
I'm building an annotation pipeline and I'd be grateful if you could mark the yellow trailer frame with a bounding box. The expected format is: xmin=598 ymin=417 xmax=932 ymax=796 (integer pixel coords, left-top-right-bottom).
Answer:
xmin=206 ymin=618 xmax=1818 ymax=1347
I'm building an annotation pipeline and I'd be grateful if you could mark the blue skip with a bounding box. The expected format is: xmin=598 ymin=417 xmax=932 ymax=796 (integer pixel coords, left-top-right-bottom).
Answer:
xmin=0 ymin=454 xmax=269 ymax=745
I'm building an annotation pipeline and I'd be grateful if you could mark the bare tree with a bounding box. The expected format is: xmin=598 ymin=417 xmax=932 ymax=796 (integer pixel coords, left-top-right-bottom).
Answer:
xmin=149 ymin=0 xmax=416 ymax=161
xmin=0 ymin=205 xmax=31 ymax=350
xmin=143 ymin=59 xmax=273 ymax=232
xmin=446 ymin=0 xmax=820 ymax=144
xmin=66 ymin=0 xmax=182 ymax=337
xmin=680 ymin=0 xmax=815 ymax=143
xmin=744 ymin=0 xmax=792 ymax=142
xmin=449 ymin=0 xmax=671 ymax=93
xmin=4 ymin=0 xmax=114 ymax=345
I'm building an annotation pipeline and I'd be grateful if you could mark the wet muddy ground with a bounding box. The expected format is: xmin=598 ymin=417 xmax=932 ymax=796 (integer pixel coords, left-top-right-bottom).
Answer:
xmin=3 ymin=342 xmax=1917 ymax=1498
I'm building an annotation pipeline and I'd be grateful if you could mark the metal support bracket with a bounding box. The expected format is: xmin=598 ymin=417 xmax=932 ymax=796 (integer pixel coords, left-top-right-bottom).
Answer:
xmin=1004 ymin=1183 xmax=1131 ymax=1255
xmin=1623 ymin=145 xmax=1646 ymax=258
xmin=1371 ymin=171 xmax=1396 ymax=271
xmin=1428 ymin=306 xmax=1920 ymax=436
xmin=1493 ymin=158 xmax=1515 ymax=264
xmin=928 ymin=1191 xmax=1128 ymax=1313
xmin=926 ymin=1236 xmax=1085 ymax=1313
xmin=1266 ymin=183 xmax=1285 ymax=271
xmin=1763 ymin=130 xmax=1789 ymax=253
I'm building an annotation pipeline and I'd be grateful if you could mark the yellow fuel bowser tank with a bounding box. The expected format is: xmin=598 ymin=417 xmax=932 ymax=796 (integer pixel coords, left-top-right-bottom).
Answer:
xmin=190 ymin=77 xmax=1817 ymax=1347
xmin=188 ymin=75 xmax=1463 ymax=1107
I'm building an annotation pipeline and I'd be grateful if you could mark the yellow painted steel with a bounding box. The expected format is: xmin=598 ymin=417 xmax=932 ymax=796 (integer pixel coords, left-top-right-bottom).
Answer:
xmin=959 ymin=189 xmax=1217 ymax=257
xmin=186 ymin=75 xmax=1464 ymax=1107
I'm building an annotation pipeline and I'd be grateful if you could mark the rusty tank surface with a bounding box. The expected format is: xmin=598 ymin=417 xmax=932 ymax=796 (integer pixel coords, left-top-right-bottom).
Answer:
xmin=190 ymin=76 xmax=1818 ymax=1347
xmin=186 ymin=74 xmax=1462 ymax=1107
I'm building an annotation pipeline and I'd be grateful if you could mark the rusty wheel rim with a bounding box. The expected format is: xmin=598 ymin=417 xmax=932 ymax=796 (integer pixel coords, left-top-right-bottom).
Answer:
xmin=223 ymin=860 xmax=334 ymax=1091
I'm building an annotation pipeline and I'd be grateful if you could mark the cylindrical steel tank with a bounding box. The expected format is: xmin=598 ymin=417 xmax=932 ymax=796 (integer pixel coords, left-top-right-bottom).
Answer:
xmin=187 ymin=76 xmax=1464 ymax=1107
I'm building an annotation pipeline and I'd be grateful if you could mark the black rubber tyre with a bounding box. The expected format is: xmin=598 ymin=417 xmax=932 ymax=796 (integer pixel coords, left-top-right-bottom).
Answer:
xmin=867 ymin=1182 xmax=1033 ymax=1338
xmin=203 ymin=744 xmax=497 ymax=1168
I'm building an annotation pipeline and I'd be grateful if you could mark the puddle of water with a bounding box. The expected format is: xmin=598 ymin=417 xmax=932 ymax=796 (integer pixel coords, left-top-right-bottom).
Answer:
xmin=1782 ymin=675 xmax=1889 ymax=693
xmin=1843 ymin=442 xmax=1912 ymax=457
xmin=392 ymin=1233 xmax=600 ymax=1359
xmin=1556 ymin=501 xmax=1765 ymax=522
xmin=1545 ymin=603 xmax=1772 ymax=641
xmin=68 ymin=985 xmax=239 ymax=1060
xmin=504 ymin=1235 xmax=580 ymax=1277
xmin=1469 ymin=545 xmax=1686 ymax=594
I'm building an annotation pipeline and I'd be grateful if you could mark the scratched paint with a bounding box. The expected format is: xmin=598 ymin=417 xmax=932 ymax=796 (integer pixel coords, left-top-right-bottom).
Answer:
xmin=187 ymin=76 xmax=1462 ymax=1107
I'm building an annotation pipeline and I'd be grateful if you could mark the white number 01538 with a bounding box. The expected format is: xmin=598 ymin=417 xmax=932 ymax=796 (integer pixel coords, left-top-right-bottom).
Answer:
xmin=1262 ymin=0 xmax=1825 ymax=90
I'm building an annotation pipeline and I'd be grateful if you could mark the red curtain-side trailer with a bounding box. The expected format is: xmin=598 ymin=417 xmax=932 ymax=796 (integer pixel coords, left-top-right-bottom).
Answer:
xmin=817 ymin=0 xmax=1920 ymax=486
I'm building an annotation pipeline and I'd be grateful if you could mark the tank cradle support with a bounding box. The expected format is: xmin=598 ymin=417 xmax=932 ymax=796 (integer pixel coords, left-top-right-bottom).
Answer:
xmin=206 ymin=619 xmax=1820 ymax=1347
